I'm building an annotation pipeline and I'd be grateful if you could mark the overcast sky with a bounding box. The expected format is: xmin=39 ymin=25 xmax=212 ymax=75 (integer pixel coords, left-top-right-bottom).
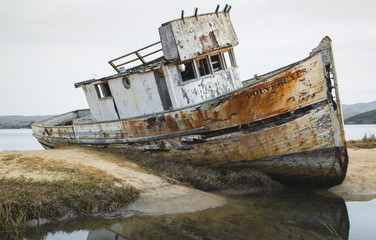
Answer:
xmin=0 ymin=0 xmax=375 ymax=115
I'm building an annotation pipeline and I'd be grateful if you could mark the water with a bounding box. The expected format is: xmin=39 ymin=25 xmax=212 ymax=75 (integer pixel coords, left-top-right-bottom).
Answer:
xmin=0 ymin=129 xmax=44 ymax=151
xmin=344 ymin=124 xmax=376 ymax=140
xmin=1 ymin=127 xmax=375 ymax=239
xmin=20 ymin=190 xmax=376 ymax=240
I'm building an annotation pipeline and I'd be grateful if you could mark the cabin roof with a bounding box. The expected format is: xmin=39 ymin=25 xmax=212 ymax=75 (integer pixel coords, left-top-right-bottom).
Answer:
xmin=74 ymin=56 xmax=165 ymax=88
xmin=75 ymin=9 xmax=235 ymax=88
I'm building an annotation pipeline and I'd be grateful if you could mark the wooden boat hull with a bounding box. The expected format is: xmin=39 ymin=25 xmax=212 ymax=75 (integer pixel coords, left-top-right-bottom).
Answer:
xmin=32 ymin=38 xmax=348 ymax=187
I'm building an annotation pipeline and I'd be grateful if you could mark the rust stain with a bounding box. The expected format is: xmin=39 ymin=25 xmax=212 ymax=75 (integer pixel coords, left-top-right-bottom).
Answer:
xmin=199 ymin=31 xmax=218 ymax=54
xmin=91 ymin=57 xmax=326 ymax=139
xmin=164 ymin=115 xmax=180 ymax=131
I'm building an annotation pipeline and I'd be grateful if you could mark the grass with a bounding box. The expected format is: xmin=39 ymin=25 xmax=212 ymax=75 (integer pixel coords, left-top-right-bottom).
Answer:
xmin=347 ymin=133 xmax=376 ymax=149
xmin=0 ymin=155 xmax=139 ymax=239
xmin=98 ymin=147 xmax=281 ymax=193
xmin=320 ymin=221 xmax=343 ymax=240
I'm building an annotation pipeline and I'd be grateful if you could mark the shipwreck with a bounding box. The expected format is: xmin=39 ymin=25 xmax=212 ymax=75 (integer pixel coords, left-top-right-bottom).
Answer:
xmin=32 ymin=6 xmax=348 ymax=187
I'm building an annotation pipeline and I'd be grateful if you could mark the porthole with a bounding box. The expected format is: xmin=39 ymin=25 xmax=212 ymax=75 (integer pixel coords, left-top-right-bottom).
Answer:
xmin=122 ymin=76 xmax=131 ymax=89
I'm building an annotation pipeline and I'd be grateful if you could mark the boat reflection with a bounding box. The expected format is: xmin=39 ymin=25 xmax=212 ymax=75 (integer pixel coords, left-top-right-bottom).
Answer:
xmin=87 ymin=189 xmax=349 ymax=240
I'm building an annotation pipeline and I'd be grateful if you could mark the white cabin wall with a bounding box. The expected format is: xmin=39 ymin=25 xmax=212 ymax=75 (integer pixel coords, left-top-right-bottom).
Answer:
xmin=81 ymin=72 xmax=164 ymax=122
xmin=110 ymin=72 xmax=164 ymax=118
xmin=82 ymin=85 xmax=119 ymax=122
xmin=163 ymin=65 xmax=242 ymax=108
xmin=160 ymin=12 xmax=238 ymax=62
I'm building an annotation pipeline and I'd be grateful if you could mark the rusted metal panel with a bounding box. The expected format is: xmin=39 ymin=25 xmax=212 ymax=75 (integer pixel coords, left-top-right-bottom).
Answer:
xmin=160 ymin=12 xmax=238 ymax=61
xmin=141 ymin=103 xmax=338 ymax=162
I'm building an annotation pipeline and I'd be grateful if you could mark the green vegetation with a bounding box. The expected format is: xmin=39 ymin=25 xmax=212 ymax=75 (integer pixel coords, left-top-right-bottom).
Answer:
xmin=0 ymin=155 xmax=138 ymax=239
xmin=344 ymin=109 xmax=376 ymax=124
xmin=347 ymin=134 xmax=376 ymax=149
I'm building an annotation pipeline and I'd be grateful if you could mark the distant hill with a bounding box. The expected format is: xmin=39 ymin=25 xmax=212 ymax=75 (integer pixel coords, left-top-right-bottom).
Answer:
xmin=0 ymin=115 xmax=54 ymax=129
xmin=344 ymin=110 xmax=376 ymax=124
xmin=342 ymin=101 xmax=376 ymax=119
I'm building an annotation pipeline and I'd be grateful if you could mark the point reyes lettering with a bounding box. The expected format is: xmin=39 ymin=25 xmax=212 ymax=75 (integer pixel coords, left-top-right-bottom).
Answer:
xmin=246 ymin=69 xmax=307 ymax=99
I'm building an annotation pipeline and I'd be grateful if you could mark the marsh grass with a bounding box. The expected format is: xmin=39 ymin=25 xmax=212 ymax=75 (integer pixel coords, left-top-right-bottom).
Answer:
xmin=347 ymin=133 xmax=376 ymax=149
xmin=94 ymin=147 xmax=281 ymax=192
xmin=0 ymin=200 xmax=27 ymax=237
xmin=320 ymin=221 xmax=343 ymax=240
xmin=0 ymin=155 xmax=138 ymax=238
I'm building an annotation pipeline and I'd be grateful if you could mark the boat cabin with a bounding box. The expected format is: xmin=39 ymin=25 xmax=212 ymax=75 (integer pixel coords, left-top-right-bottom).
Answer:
xmin=74 ymin=10 xmax=242 ymax=122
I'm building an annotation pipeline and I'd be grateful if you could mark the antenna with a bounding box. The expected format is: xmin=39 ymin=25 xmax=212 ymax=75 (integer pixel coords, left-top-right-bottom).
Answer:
xmin=226 ymin=5 xmax=232 ymax=13
xmin=181 ymin=10 xmax=185 ymax=23
xmin=222 ymin=4 xmax=228 ymax=12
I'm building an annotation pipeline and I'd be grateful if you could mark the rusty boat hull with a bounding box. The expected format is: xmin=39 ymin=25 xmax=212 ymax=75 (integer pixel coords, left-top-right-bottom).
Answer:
xmin=32 ymin=38 xmax=348 ymax=187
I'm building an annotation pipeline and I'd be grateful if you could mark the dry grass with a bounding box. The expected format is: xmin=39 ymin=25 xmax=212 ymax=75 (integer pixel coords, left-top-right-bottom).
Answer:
xmin=97 ymin=147 xmax=281 ymax=192
xmin=347 ymin=134 xmax=376 ymax=149
xmin=0 ymin=154 xmax=138 ymax=238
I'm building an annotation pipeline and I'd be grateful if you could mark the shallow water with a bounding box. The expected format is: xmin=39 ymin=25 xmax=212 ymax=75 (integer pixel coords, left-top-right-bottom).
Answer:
xmin=344 ymin=124 xmax=376 ymax=140
xmin=0 ymin=129 xmax=44 ymax=151
xmin=20 ymin=188 xmax=352 ymax=240
xmin=19 ymin=190 xmax=375 ymax=240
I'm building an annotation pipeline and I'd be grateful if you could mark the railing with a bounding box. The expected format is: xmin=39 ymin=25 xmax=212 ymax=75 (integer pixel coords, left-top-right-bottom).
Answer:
xmin=108 ymin=41 xmax=163 ymax=73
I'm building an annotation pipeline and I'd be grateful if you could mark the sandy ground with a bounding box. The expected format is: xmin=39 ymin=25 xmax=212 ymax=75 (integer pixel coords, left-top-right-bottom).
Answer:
xmin=329 ymin=148 xmax=376 ymax=201
xmin=0 ymin=147 xmax=227 ymax=215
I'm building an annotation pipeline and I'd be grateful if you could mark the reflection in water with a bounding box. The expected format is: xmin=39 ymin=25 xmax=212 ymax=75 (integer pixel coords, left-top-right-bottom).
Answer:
xmin=87 ymin=189 xmax=349 ymax=240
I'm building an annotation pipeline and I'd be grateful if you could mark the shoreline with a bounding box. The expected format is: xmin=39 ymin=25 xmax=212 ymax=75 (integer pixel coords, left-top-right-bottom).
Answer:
xmin=1 ymin=145 xmax=375 ymax=236
xmin=329 ymin=148 xmax=376 ymax=201
xmin=0 ymin=147 xmax=228 ymax=230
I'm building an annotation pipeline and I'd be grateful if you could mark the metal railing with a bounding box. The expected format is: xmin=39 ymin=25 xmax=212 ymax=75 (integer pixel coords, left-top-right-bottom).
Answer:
xmin=108 ymin=41 xmax=163 ymax=73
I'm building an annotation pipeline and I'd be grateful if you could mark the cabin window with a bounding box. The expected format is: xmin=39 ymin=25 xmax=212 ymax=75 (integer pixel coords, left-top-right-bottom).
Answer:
xmin=223 ymin=50 xmax=236 ymax=68
xmin=179 ymin=61 xmax=196 ymax=81
xmin=210 ymin=54 xmax=224 ymax=72
xmin=177 ymin=49 xmax=236 ymax=83
xmin=95 ymin=82 xmax=112 ymax=99
xmin=197 ymin=57 xmax=211 ymax=77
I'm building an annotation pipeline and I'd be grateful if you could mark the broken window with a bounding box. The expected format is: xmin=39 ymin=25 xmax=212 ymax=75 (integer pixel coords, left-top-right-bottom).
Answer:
xmin=223 ymin=50 xmax=236 ymax=68
xmin=177 ymin=49 xmax=236 ymax=83
xmin=197 ymin=57 xmax=211 ymax=77
xmin=95 ymin=82 xmax=112 ymax=99
xmin=210 ymin=54 xmax=224 ymax=72
xmin=179 ymin=61 xmax=196 ymax=82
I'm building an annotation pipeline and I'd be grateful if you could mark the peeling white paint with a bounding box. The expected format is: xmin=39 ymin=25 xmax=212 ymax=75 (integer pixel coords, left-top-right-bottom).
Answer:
xmin=160 ymin=12 xmax=238 ymax=61
xmin=111 ymin=72 xmax=164 ymax=119
xmin=163 ymin=65 xmax=242 ymax=108
xmin=83 ymin=85 xmax=119 ymax=122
